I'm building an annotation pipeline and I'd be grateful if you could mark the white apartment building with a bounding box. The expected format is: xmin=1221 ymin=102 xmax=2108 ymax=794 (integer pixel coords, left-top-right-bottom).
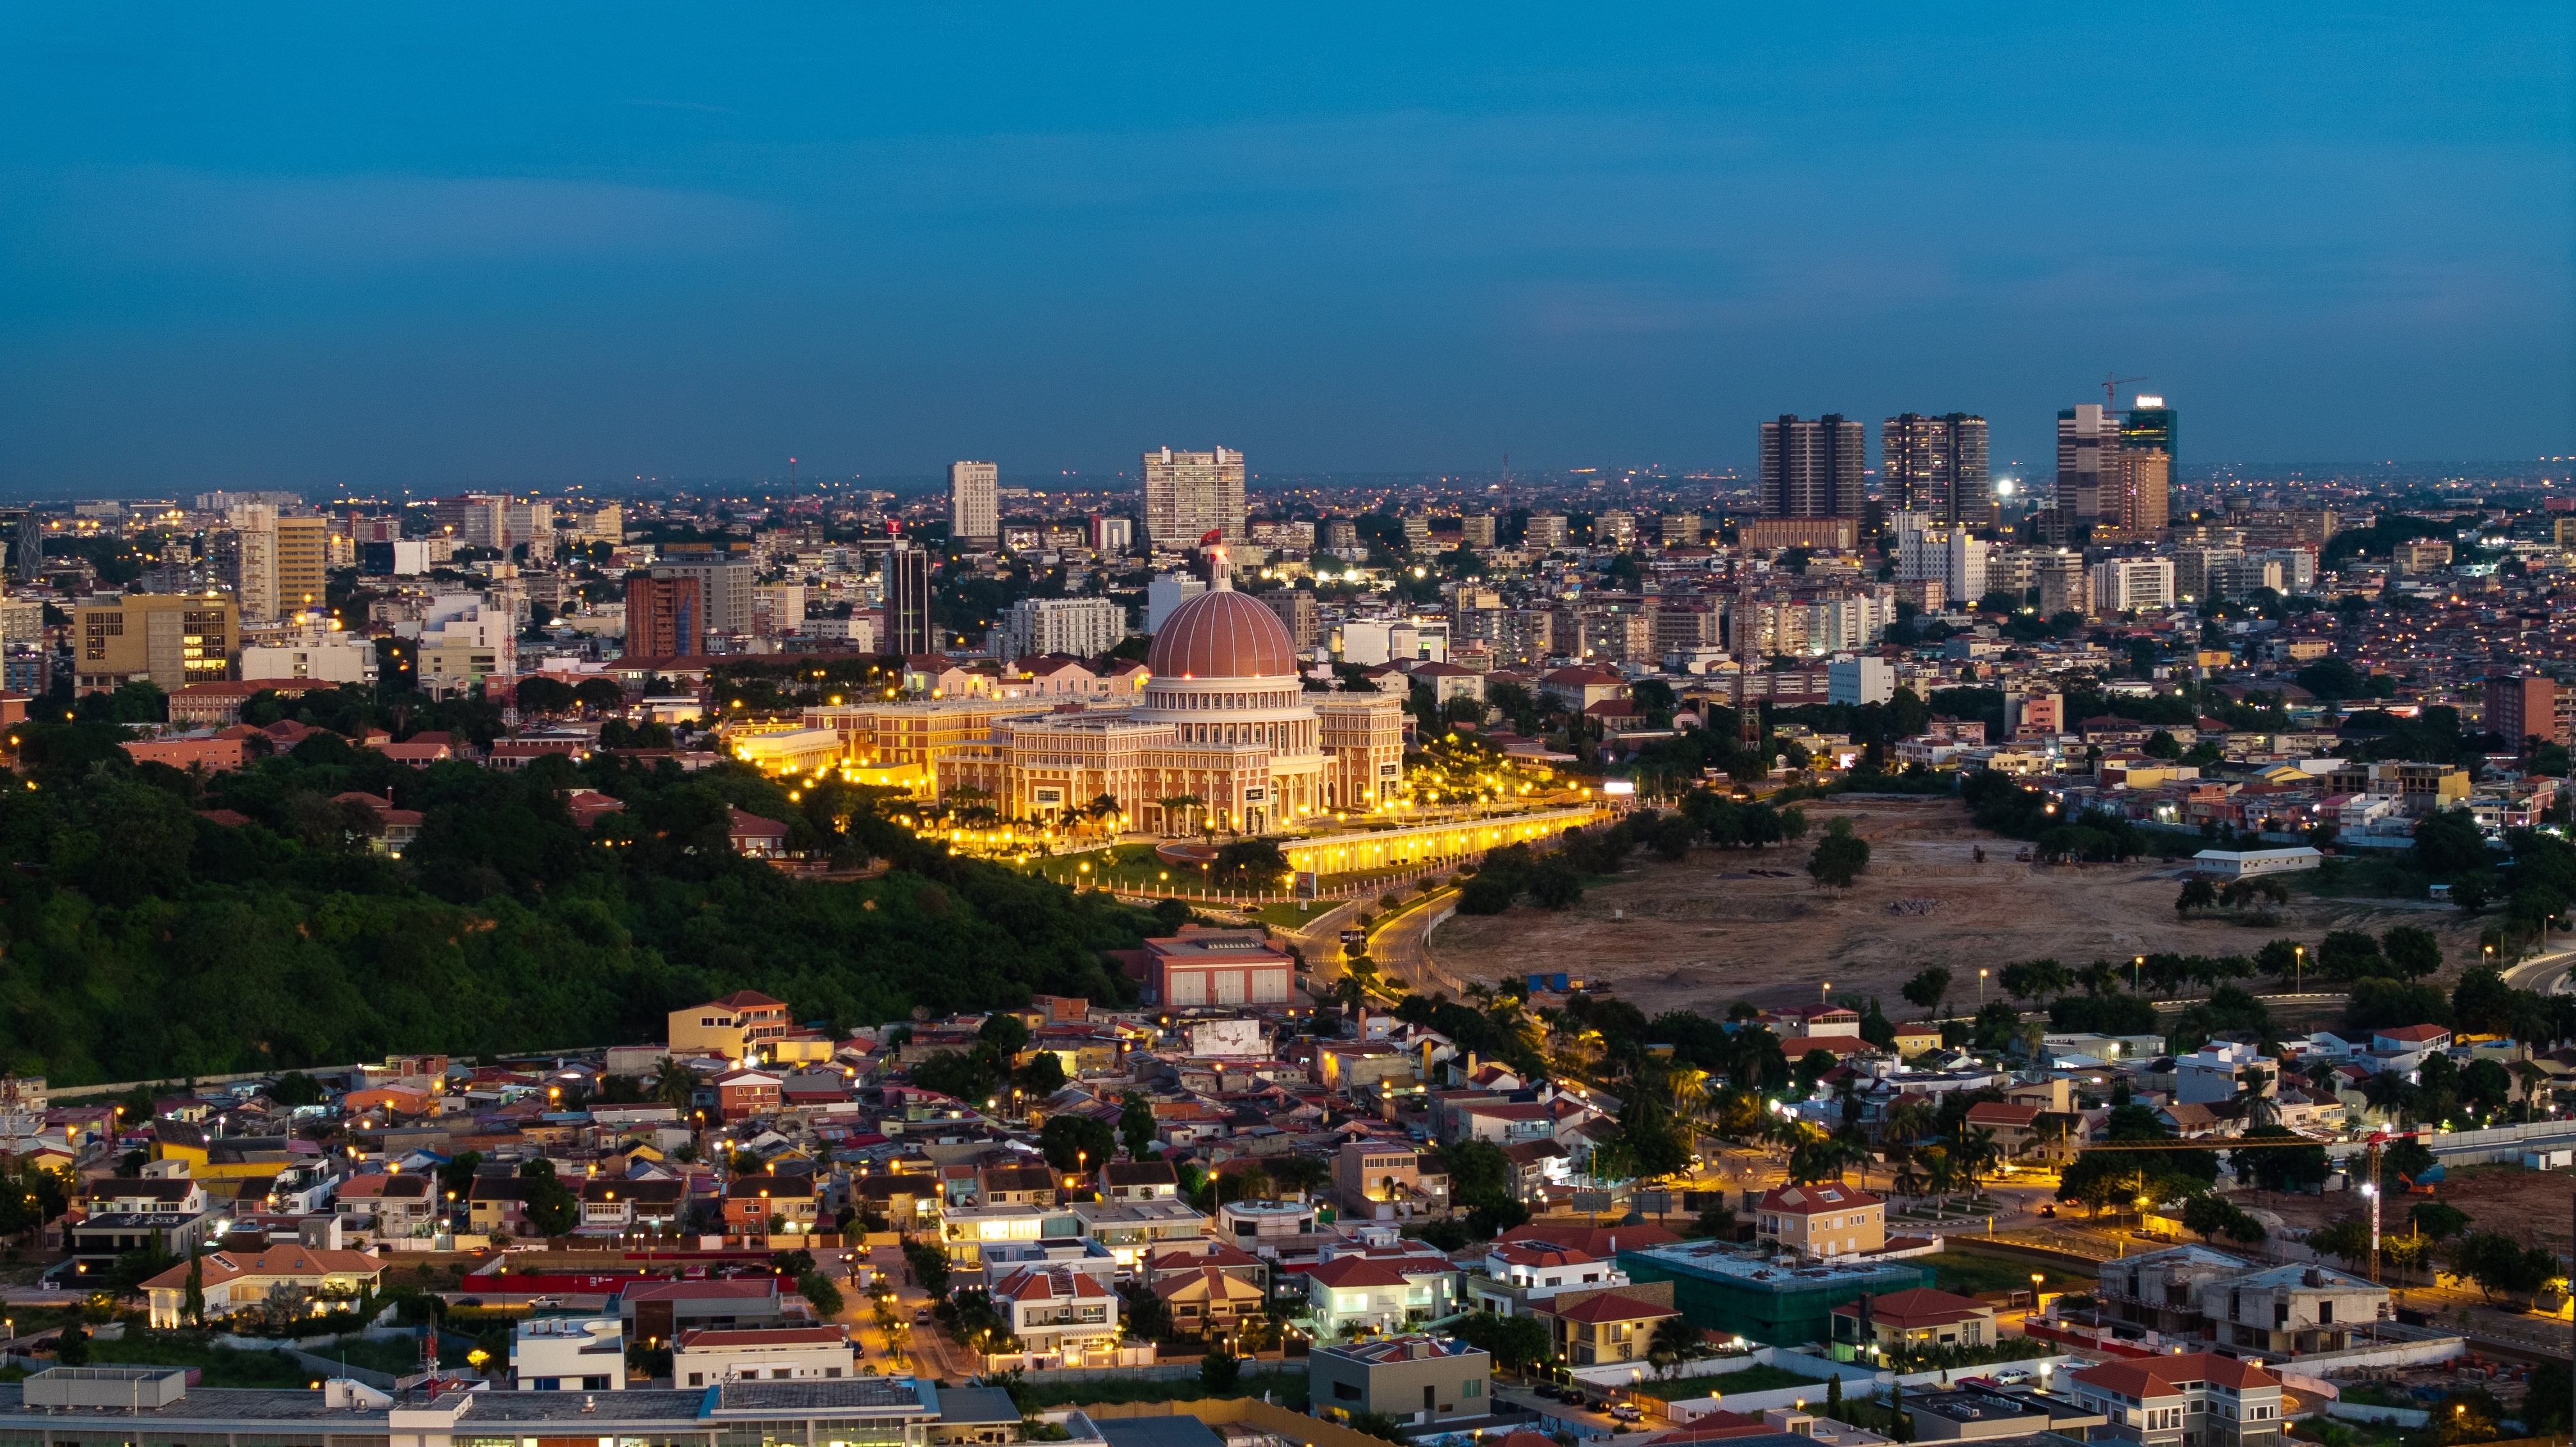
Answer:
xmin=1145 ymin=574 xmax=1205 ymax=631
xmin=673 ymin=1325 xmax=856 ymax=1386
xmin=1894 ymin=512 xmax=1989 ymax=605
xmin=414 ymin=600 xmax=517 ymax=695
xmin=1828 ymin=656 xmax=1894 ymax=706
xmin=999 ymin=597 xmax=1125 ymax=661
xmin=950 ymin=462 xmax=1000 ymax=544
xmin=1140 ymin=446 xmax=1246 ymax=548
xmin=1342 ymin=618 xmax=1450 ymax=666
xmin=1801 ymin=590 xmax=1896 ymax=652
xmin=2093 ymin=558 xmax=2178 ymax=613
xmin=754 ymin=584 xmax=807 ymax=636
xmin=511 ymin=1316 xmax=625 ymax=1392
xmin=241 ymin=624 xmax=378 ymax=686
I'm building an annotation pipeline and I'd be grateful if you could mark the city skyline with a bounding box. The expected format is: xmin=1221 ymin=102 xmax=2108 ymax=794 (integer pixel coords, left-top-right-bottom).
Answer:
xmin=1 ymin=6 xmax=2568 ymax=491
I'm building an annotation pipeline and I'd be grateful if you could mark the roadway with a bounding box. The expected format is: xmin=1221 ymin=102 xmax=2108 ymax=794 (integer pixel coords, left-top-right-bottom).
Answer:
xmin=834 ymin=1240 xmax=981 ymax=1382
xmin=1277 ymin=888 xmax=1471 ymax=1003
xmin=2502 ymin=941 xmax=2576 ymax=996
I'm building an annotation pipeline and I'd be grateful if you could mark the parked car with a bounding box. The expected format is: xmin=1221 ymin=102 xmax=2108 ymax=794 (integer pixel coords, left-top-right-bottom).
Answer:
xmin=1611 ymin=1406 xmax=1644 ymax=1423
xmin=1989 ymin=1369 xmax=2032 ymax=1386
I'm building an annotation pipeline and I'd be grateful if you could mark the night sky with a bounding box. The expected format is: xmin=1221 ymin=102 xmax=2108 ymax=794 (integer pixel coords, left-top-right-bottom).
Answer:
xmin=3 ymin=4 xmax=2568 ymax=492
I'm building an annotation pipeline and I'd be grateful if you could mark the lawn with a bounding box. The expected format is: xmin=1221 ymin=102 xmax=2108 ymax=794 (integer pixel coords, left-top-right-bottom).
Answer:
xmin=1930 ymin=1249 xmax=2080 ymax=1298
xmin=1632 ymin=1364 xmax=1824 ymax=1400
xmin=88 ymin=1334 xmax=315 ymax=1387
xmin=83 ymin=1329 xmax=441 ymax=1386
xmin=1015 ymin=1370 xmax=1311 ymax=1411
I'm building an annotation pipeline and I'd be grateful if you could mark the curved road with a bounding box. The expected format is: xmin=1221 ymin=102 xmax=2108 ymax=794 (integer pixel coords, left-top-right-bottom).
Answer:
xmin=2502 ymin=941 xmax=2576 ymax=996
xmin=1277 ymin=889 xmax=1470 ymax=1003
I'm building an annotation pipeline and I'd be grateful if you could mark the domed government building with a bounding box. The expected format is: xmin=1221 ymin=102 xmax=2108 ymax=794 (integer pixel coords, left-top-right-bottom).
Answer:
xmin=937 ymin=555 xmax=1405 ymax=834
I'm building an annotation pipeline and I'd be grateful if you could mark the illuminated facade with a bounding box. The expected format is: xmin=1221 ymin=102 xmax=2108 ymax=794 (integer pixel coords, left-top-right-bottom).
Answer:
xmin=938 ymin=558 xmax=1403 ymax=834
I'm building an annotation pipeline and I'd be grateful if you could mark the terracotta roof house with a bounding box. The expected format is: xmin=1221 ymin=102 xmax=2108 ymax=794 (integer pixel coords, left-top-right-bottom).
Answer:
xmin=1828 ymin=1287 xmax=1997 ymax=1354
xmin=1534 ymin=1291 xmax=1680 ymax=1366
xmin=729 ymin=808 xmax=792 ymax=858
xmin=1153 ymin=1264 xmax=1266 ymax=1334
xmin=141 ymin=1243 xmax=384 ymax=1328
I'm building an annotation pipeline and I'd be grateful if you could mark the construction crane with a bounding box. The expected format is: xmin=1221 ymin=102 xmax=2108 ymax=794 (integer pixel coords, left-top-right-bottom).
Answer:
xmin=2102 ymin=373 xmax=2147 ymax=408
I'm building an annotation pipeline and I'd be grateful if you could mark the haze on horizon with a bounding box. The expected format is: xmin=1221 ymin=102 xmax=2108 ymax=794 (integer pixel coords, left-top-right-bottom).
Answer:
xmin=1 ymin=4 xmax=2568 ymax=494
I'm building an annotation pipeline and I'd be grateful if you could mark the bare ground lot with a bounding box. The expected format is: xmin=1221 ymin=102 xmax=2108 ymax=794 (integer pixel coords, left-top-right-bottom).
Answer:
xmin=2238 ymin=1163 xmax=2575 ymax=1257
xmin=1429 ymin=797 xmax=2491 ymax=1019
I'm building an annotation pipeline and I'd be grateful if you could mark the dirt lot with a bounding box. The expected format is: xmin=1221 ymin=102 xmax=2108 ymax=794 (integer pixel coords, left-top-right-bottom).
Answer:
xmin=1429 ymin=796 xmax=2490 ymax=1018
xmin=2237 ymin=1163 xmax=2576 ymax=1256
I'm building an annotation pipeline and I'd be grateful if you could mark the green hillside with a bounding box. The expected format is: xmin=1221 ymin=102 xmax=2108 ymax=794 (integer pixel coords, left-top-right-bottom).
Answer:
xmin=0 ymin=707 xmax=1148 ymax=1085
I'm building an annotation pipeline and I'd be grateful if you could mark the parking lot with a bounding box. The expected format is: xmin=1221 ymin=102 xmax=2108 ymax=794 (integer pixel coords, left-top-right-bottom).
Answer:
xmin=1492 ymin=1380 xmax=1648 ymax=1436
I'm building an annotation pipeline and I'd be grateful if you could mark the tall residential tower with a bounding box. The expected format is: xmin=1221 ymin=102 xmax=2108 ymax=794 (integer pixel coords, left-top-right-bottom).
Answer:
xmin=1757 ymin=415 xmax=1865 ymax=519
xmin=1141 ymin=446 xmax=1246 ymax=548
xmin=948 ymin=461 xmax=999 ymax=545
xmin=1880 ymin=412 xmax=1990 ymax=525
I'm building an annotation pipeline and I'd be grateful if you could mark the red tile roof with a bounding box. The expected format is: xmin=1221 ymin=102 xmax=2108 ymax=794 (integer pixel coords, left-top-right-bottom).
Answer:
xmin=1543 ymin=1292 xmax=1680 ymax=1325
xmin=2072 ymin=1352 xmax=2278 ymax=1396
xmin=1501 ymin=1223 xmax=1681 ymax=1256
xmin=675 ymin=1326 xmax=848 ymax=1349
xmin=1965 ymin=1102 xmax=2043 ymax=1128
xmin=1759 ymin=1182 xmax=1883 ymax=1215
xmin=1828 ymin=1287 xmax=1992 ymax=1328
xmin=1307 ymin=1256 xmax=1412 ymax=1289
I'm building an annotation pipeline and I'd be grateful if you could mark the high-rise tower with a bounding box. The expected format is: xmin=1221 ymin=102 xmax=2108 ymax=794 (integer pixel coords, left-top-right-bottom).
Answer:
xmin=1757 ymin=415 xmax=1865 ymax=519
xmin=2056 ymin=403 xmax=2121 ymax=525
xmin=1140 ymin=446 xmax=1246 ymax=548
xmin=948 ymin=461 xmax=999 ymax=544
xmin=885 ymin=544 xmax=935 ymax=656
xmin=2121 ymin=396 xmax=2178 ymax=478
xmin=1881 ymin=412 xmax=1990 ymax=524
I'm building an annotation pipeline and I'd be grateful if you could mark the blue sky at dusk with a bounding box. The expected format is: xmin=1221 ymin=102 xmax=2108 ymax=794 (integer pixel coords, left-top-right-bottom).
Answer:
xmin=1 ymin=4 xmax=2568 ymax=492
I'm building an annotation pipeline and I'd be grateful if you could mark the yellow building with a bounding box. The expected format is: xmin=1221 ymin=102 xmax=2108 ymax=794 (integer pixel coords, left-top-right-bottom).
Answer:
xmin=1756 ymin=1181 xmax=1885 ymax=1259
xmin=801 ymin=697 xmax=1040 ymax=773
xmin=668 ymin=990 xmax=791 ymax=1060
xmin=273 ymin=515 xmax=329 ymax=617
xmin=74 ymin=594 xmax=237 ymax=695
xmin=1278 ymin=809 xmax=1594 ymax=878
xmin=151 ymin=1122 xmax=302 ymax=1181
xmin=729 ymin=726 xmax=846 ymax=775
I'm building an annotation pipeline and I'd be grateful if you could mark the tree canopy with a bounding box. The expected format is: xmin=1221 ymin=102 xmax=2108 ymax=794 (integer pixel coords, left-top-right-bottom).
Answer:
xmin=0 ymin=737 xmax=1152 ymax=1082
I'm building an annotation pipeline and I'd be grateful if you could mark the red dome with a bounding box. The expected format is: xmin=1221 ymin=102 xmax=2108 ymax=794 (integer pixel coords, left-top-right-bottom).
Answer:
xmin=1147 ymin=588 xmax=1300 ymax=679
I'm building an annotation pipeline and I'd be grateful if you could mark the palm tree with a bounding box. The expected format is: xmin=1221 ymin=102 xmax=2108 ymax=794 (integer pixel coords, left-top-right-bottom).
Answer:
xmin=2302 ymin=1060 xmax=2342 ymax=1098
xmin=1953 ymin=1126 xmax=2001 ymax=1195
xmin=1155 ymin=795 xmax=1203 ymax=837
xmin=2509 ymin=1060 xmax=2552 ymax=1107
xmin=652 ymin=1057 xmax=699 ymax=1111
xmin=1669 ymin=1067 xmax=1712 ymax=1122
xmin=2232 ymin=1066 xmax=2279 ymax=1129
xmin=1920 ymin=1147 xmax=1958 ymax=1204
xmin=1882 ymin=1097 xmax=1937 ymax=1147
xmin=1088 ymin=794 xmax=1123 ymax=835
xmin=1890 ymin=1163 xmax=1927 ymax=1202
xmin=1648 ymin=1315 xmax=1700 ymax=1371
xmin=2361 ymin=1069 xmax=2415 ymax=1127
